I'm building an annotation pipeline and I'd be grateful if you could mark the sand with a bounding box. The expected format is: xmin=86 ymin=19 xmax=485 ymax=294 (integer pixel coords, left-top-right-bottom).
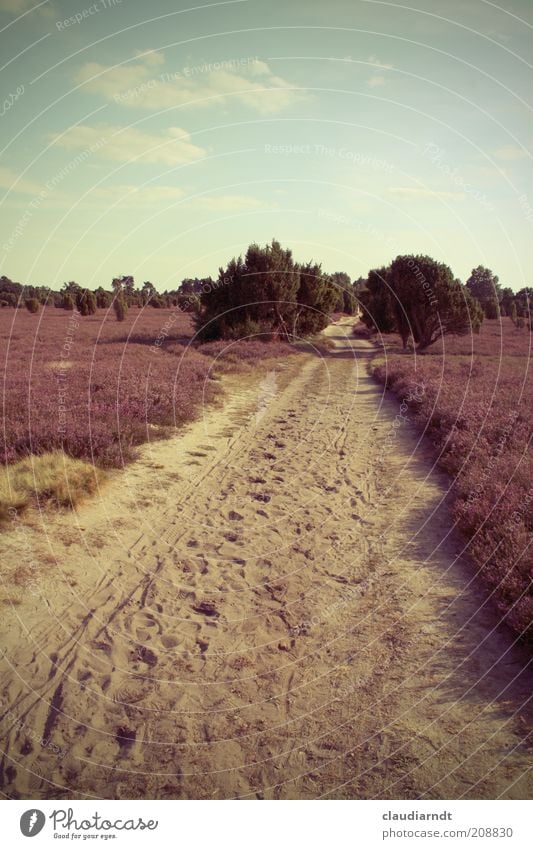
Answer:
xmin=0 ymin=318 xmax=531 ymax=799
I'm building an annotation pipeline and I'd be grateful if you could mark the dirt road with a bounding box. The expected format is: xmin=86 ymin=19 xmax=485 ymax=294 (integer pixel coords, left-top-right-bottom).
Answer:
xmin=1 ymin=319 xmax=531 ymax=799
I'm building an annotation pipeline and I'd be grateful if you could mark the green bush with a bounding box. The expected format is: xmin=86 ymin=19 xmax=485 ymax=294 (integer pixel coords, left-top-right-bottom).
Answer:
xmin=113 ymin=296 xmax=128 ymax=322
xmin=25 ymin=298 xmax=40 ymax=313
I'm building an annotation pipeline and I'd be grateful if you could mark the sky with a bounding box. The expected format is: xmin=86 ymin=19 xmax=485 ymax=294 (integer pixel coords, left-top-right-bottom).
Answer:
xmin=0 ymin=0 xmax=532 ymax=291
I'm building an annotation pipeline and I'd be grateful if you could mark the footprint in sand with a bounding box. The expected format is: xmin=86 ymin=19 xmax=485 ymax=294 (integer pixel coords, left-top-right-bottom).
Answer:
xmin=192 ymin=600 xmax=220 ymax=618
xmin=130 ymin=645 xmax=158 ymax=666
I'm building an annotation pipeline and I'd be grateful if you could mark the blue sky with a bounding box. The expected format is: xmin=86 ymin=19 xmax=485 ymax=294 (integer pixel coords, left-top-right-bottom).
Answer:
xmin=1 ymin=0 xmax=532 ymax=290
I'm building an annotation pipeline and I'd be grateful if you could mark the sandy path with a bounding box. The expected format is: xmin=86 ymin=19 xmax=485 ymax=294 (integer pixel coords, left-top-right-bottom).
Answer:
xmin=1 ymin=319 xmax=531 ymax=800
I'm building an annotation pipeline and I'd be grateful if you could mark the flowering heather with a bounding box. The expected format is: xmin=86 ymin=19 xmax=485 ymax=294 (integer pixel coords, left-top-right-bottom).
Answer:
xmin=370 ymin=318 xmax=532 ymax=639
xmin=1 ymin=306 xmax=294 ymax=471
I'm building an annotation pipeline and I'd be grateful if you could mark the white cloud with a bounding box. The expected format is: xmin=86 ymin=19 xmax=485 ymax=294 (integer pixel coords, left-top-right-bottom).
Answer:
xmin=0 ymin=0 xmax=54 ymax=15
xmin=493 ymin=144 xmax=529 ymax=161
xmin=365 ymin=56 xmax=393 ymax=88
xmin=195 ymin=195 xmax=265 ymax=212
xmin=135 ymin=49 xmax=165 ymax=66
xmin=0 ymin=165 xmax=43 ymax=195
xmin=366 ymin=55 xmax=394 ymax=70
xmin=367 ymin=74 xmax=387 ymax=88
xmin=389 ymin=186 xmax=465 ymax=201
xmin=49 ymin=124 xmax=206 ymax=166
xmin=75 ymin=54 xmax=305 ymax=115
xmin=0 ymin=0 xmax=36 ymax=10
xmin=93 ymin=184 xmax=186 ymax=204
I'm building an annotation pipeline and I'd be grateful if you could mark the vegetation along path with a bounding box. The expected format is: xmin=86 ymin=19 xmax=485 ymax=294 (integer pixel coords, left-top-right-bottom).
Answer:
xmin=1 ymin=319 xmax=531 ymax=799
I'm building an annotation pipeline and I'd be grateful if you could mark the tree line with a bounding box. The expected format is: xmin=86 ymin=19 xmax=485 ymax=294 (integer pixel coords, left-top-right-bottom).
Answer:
xmin=1 ymin=241 xmax=530 ymax=349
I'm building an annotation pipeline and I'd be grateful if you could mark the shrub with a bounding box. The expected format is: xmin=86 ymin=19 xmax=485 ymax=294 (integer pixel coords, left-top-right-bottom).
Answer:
xmin=113 ymin=296 xmax=128 ymax=322
xmin=25 ymin=298 xmax=40 ymax=313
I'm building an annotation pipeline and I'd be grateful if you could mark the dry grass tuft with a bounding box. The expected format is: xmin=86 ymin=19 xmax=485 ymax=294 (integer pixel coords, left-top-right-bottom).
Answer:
xmin=0 ymin=451 xmax=105 ymax=524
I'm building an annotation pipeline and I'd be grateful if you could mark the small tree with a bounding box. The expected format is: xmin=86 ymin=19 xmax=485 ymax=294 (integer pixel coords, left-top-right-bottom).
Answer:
xmin=62 ymin=293 xmax=75 ymax=310
xmin=25 ymin=297 xmax=40 ymax=313
xmin=358 ymin=267 xmax=397 ymax=336
xmin=362 ymin=255 xmax=484 ymax=350
xmin=466 ymin=266 xmax=501 ymax=317
xmin=113 ymin=296 xmax=127 ymax=322
xmin=289 ymin=263 xmax=339 ymax=336
xmin=95 ymin=287 xmax=111 ymax=308
xmin=76 ymin=289 xmax=97 ymax=316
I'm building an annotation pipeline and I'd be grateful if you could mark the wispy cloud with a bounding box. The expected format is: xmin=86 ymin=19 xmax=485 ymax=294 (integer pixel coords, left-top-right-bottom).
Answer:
xmin=92 ymin=184 xmax=186 ymax=204
xmin=75 ymin=54 xmax=305 ymax=115
xmin=365 ymin=55 xmax=393 ymax=88
xmin=0 ymin=0 xmax=54 ymax=15
xmin=194 ymin=194 xmax=265 ymax=212
xmin=389 ymin=186 xmax=465 ymax=201
xmin=0 ymin=165 xmax=43 ymax=196
xmin=367 ymin=74 xmax=387 ymax=88
xmin=493 ymin=144 xmax=529 ymax=161
xmin=367 ymin=55 xmax=393 ymax=70
xmin=49 ymin=124 xmax=206 ymax=166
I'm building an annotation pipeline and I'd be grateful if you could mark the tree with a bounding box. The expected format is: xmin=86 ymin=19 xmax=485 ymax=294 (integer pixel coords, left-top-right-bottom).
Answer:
xmin=113 ymin=296 xmax=127 ymax=322
xmin=62 ymin=280 xmax=80 ymax=293
xmin=466 ymin=266 xmax=501 ymax=317
xmin=25 ymin=297 xmax=40 ymax=313
xmin=362 ymin=255 xmax=484 ymax=350
xmin=111 ymin=275 xmax=134 ymax=299
xmin=195 ymin=240 xmax=301 ymax=341
xmin=95 ymin=287 xmax=111 ymax=308
xmin=62 ymin=293 xmax=75 ymax=311
xmin=499 ymin=287 xmax=515 ymax=317
xmin=515 ymin=287 xmax=532 ymax=319
xmin=289 ymin=263 xmax=339 ymax=336
xmin=141 ymin=281 xmax=156 ymax=305
xmin=509 ymin=301 xmax=518 ymax=326
xmin=76 ymin=289 xmax=97 ymax=316
xmin=244 ymin=240 xmax=300 ymax=338
xmin=330 ymin=271 xmax=357 ymax=314
xmin=358 ymin=267 xmax=397 ymax=336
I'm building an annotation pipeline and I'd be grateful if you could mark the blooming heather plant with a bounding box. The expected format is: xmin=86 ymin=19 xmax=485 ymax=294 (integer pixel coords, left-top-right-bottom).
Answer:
xmin=1 ymin=307 xmax=296 ymax=472
xmin=370 ymin=318 xmax=532 ymax=639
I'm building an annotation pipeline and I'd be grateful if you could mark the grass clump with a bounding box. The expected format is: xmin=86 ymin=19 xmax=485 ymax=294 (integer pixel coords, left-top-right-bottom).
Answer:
xmin=0 ymin=451 xmax=105 ymax=525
